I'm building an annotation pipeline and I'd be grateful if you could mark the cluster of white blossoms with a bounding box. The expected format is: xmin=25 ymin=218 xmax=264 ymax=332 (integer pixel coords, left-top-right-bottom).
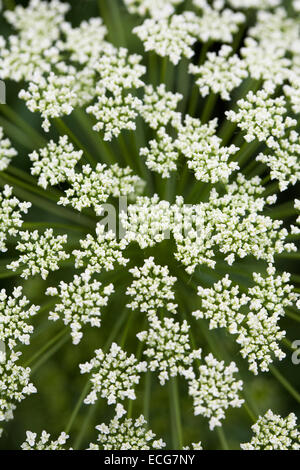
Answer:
xmin=227 ymin=90 xmax=300 ymax=191
xmin=193 ymin=275 xmax=249 ymax=333
xmin=58 ymin=18 xmax=108 ymax=65
xmin=138 ymin=84 xmax=182 ymax=130
xmin=0 ymin=186 xmax=31 ymax=253
xmin=87 ymin=91 xmax=142 ymax=142
xmin=0 ymin=287 xmax=39 ymax=350
xmin=227 ymin=0 xmax=280 ymax=8
xmin=21 ymin=431 xmax=69 ymax=450
xmin=0 ymin=127 xmax=17 ymax=172
xmin=121 ymin=194 xmax=174 ymax=248
xmin=19 ymin=72 xmax=77 ymax=133
xmin=193 ymin=1 xmax=245 ymax=44
xmin=175 ymin=116 xmax=239 ymax=183
xmin=58 ymin=163 xmax=142 ymax=216
xmin=89 ymin=413 xmax=166 ymax=450
xmin=226 ymin=91 xmax=296 ymax=144
xmin=284 ymin=74 xmax=300 ymax=114
xmin=73 ymin=224 xmax=129 ymax=274
xmin=126 ymin=257 xmax=178 ymax=318
xmin=187 ymin=354 xmax=244 ymax=431
xmin=124 ymin=0 xmax=184 ymax=18
xmin=133 ymin=13 xmax=197 ymax=65
xmin=194 ymin=265 xmax=299 ymax=375
xmin=0 ymin=0 xmax=300 ymax=452
xmin=0 ymin=0 xmax=68 ymax=82
xmin=122 ymin=175 xmax=295 ymax=274
xmin=7 ymin=229 xmax=69 ymax=280
xmin=46 ymin=272 xmax=114 ymax=345
xmin=29 ymin=136 xmax=83 ymax=189
xmin=80 ymin=343 xmax=147 ymax=407
xmin=87 ymin=48 xmax=145 ymax=141
xmin=241 ymin=410 xmax=300 ymax=450
xmin=137 ymin=316 xmax=202 ymax=385
xmin=0 ymin=287 xmax=38 ymax=434
xmin=0 ymin=353 xmax=37 ymax=430
xmin=189 ymin=45 xmax=248 ymax=101
xmin=140 ymin=127 xmax=179 ymax=178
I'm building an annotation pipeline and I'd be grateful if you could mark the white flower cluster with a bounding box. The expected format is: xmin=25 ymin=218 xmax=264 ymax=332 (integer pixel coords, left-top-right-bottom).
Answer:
xmin=175 ymin=115 xmax=239 ymax=183
xmin=87 ymin=92 xmax=142 ymax=141
xmin=0 ymin=286 xmax=39 ymax=350
xmin=227 ymin=92 xmax=300 ymax=190
xmin=194 ymin=265 xmax=299 ymax=374
xmin=241 ymin=37 xmax=291 ymax=91
xmin=241 ymin=410 xmax=300 ymax=450
xmin=21 ymin=430 xmax=69 ymax=450
xmin=294 ymin=0 xmax=300 ymax=12
xmin=19 ymin=69 xmax=86 ymax=133
xmin=46 ymin=272 xmax=114 ymax=345
xmin=193 ymin=1 xmax=245 ymax=44
xmin=7 ymin=229 xmax=69 ymax=280
xmin=0 ymin=185 xmax=31 ymax=253
xmin=133 ymin=13 xmax=197 ymax=65
xmin=140 ymin=127 xmax=179 ymax=178
xmin=0 ymin=354 xmax=37 ymax=428
xmin=0 ymin=287 xmax=38 ymax=431
xmin=226 ymin=91 xmax=296 ymax=144
xmin=249 ymin=9 xmax=300 ymax=54
xmin=227 ymin=0 xmax=280 ymax=8
xmin=58 ymin=163 xmax=142 ymax=216
xmin=95 ymin=47 xmax=146 ymax=93
xmin=0 ymin=127 xmax=17 ymax=172
xmin=291 ymin=199 xmax=300 ymax=236
xmin=87 ymin=48 xmax=145 ymax=141
xmin=137 ymin=315 xmax=202 ymax=385
xmin=4 ymin=0 xmax=69 ymax=41
xmin=126 ymin=257 xmax=177 ymax=318
xmin=193 ymin=275 xmax=249 ymax=333
xmin=189 ymin=45 xmax=247 ymax=101
xmin=121 ymin=195 xmax=174 ymax=248
xmin=29 ymin=136 xmax=83 ymax=189
xmin=124 ymin=0 xmax=184 ymax=18
xmin=284 ymin=75 xmax=300 ymax=114
xmin=183 ymin=442 xmax=203 ymax=450
xmin=237 ymin=266 xmax=298 ymax=374
xmin=188 ymin=353 xmax=244 ymax=430
xmin=73 ymin=224 xmax=129 ymax=274
xmin=138 ymin=84 xmax=182 ymax=130
xmin=121 ymin=176 xmax=295 ymax=274
xmin=0 ymin=0 xmax=68 ymax=82
xmin=80 ymin=343 xmax=147 ymax=406
xmin=138 ymin=110 xmax=239 ymax=182
xmin=256 ymin=130 xmax=300 ymax=191
xmin=89 ymin=412 xmax=166 ymax=450
xmin=58 ymin=18 xmax=108 ymax=65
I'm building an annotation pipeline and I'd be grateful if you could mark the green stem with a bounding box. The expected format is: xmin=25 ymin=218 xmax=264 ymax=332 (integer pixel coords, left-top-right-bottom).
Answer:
xmin=1 ymin=105 xmax=46 ymax=147
xmin=269 ymin=365 xmax=300 ymax=404
xmin=201 ymin=93 xmax=217 ymax=123
xmin=27 ymin=331 xmax=69 ymax=373
xmin=169 ymin=377 xmax=183 ymax=450
xmin=65 ymin=380 xmax=91 ymax=434
xmin=143 ymin=371 xmax=152 ymax=423
xmin=216 ymin=427 xmax=229 ymax=450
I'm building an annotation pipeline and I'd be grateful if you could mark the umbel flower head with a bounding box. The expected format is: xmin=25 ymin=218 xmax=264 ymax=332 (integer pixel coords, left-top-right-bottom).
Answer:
xmin=241 ymin=410 xmax=300 ymax=450
xmin=21 ymin=430 xmax=70 ymax=450
xmin=0 ymin=0 xmax=299 ymax=452
xmin=89 ymin=411 xmax=166 ymax=450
